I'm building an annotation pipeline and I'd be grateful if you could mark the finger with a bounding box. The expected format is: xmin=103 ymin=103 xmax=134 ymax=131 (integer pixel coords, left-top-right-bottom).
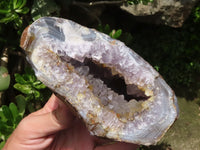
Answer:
xmin=33 ymin=94 xmax=60 ymax=115
xmin=94 ymin=141 xmax=139 ymax=150
xmin=55 ymin=119 xmax=95 ymax=150
xmin=17 ymin=99 xmax=75 ymax=138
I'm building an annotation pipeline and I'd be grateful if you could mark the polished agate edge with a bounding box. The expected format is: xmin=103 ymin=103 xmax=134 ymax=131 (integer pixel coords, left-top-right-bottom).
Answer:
xmin=20 ymin=17 xmax=178 ymax=145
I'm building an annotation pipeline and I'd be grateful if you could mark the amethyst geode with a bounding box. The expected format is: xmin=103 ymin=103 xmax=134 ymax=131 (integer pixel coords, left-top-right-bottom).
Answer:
xmin=20 ymin=17 xmax=178 ymax=145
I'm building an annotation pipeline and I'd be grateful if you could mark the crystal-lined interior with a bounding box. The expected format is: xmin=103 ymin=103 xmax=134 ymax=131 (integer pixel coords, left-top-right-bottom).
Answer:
xmin=60 ymin=56 xmax=150 ymax=116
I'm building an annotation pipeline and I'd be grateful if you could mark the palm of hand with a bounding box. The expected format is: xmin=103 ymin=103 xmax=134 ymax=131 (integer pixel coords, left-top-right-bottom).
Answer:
xmin=49 ymin=119 xmax=137 ymax=150
xmin=3 ymin=95 xmax=138 ymax=150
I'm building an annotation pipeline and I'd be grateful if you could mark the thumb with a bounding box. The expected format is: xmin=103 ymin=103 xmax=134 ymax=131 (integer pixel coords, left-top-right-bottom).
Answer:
xmin=17 ymin=94 xmax=75 ymax=138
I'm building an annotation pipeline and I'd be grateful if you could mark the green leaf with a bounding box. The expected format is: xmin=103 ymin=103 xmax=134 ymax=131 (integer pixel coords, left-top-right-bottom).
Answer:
xmin=0 ymin=66 xmax=10 ymax=91
xmin=22 ymin=68 xmax=36 ymax=82
xmin=13 ymin=0 xmax=23 ymax=9
xmin=0 ymin=13 xmax=17 ymax=23
xmin=0 ymin=109 xmax=7 ymax=122
xmin=14 ymin=83 xmax=34 ymax=95
xmin=31 ymin=0 xmax=60 ymax=21
xmin=22 ymin=74 xmax=36 ymax=83
xmin=154 ymin=66 xmax=160 ymax=71
xmin=104 ymin=24 xmax=110 ymax=34
xmin=0 ymin=141 xmax=5 ymax=149
xmin=0 ymin=124 xmax=14 ymax=139
xmin=33 ymin=81 xmax=46 ymax=89
xmin=0 ymin=131 xmax=2 ymax=137
xmin=25 ymin=94 xmax=34 ymax=101
xmin=97 ymin=24 xmax=103 ymax=32
xmin=14 ymin=73 xmax=28 ymax=84
xmin=13 ymin=0 xmax=18 ymax=9
xmin=14 ymin=16 xmax=22 ymax=27
xmin=15 ymin=69 xmax=37 ymax=84
xmin=33 ymin=90 xmax=41 ymax=99
xmin=98 ymin=24 xmax=122 ymax=39
xmin=15 ymin=95 xmax=26 ymax=116
xmin=9 ymin=103 xmax=19 ymax=121
xmin=113 ymin=29 xmax=122 ymax=39
xmin=2 ymin=105 xmax=13 ymax=121
xmin=0 ymin=120 xmax=7 ymax=133
xmin=15 ymin=115 xmax=23 ymax=126
xmin=15 ymin=7 xmax=29 ymax=14
xmin=18 ymin=0 xmax=27 ymax=9
xmin=28 ymin=103 xmax=35 ymax=113
xmin=0 ymin=9 xmax=10 ymax=14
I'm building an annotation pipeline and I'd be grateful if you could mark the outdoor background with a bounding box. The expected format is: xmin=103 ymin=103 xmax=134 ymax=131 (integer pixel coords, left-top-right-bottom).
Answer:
xmin=0 ymin=0 xmax=200 ymax=149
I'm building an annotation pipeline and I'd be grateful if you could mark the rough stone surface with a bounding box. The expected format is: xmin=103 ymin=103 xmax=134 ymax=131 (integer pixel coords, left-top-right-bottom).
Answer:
xmin=120 ymin=0 xmax=198 ymax=27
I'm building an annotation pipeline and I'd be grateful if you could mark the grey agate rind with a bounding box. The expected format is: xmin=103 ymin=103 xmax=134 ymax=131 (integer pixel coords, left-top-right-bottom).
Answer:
xmin=20 ymin=17 xmax=178 ymax=145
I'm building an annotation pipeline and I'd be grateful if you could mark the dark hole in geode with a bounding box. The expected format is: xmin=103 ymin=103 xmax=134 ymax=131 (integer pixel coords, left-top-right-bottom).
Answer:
xmin=66 ymin=56 xmax=149 ymax=102
xmin=83 ymin=58 xmax=149 ymax=102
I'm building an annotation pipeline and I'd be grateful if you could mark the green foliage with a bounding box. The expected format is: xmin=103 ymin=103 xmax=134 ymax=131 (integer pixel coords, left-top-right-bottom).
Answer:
xmin=0 ymin=0 xmax=199 ymax=148
xmin=14 ymin=68 xmax=46 ymax=99
xmin=0 ymin=0 xmax=30 ymax=48
xmin=98 ymin=4 xmax=200 ymax=98
xmin=154 ymin=66 xmax=159 ymax=72
xmin=31 ymin=0 xmax=60 ymax=21
xmin=14 ymin=68 xmax=49 ymax=112
xmin=0 ymin=95 xmax=26 ymax=148
xmin=98 ymin=24 xmax=122 ymax=39
xmin=110 ymin=29 xmax=122 ymax=39
xmin=0 ymin=0 xmax=29 ymax=28
xmin=0 ymin=66 xmax=10 ymax=91
xmin=194 ymin=5 xmax=200 ymax=22
xmin=98 ymin=24 xmax=134 ymax=45
xmin=130 ymin=17 xmax=200 ymax=98
xmin=0 ymin=67 xmax=50 ymax=147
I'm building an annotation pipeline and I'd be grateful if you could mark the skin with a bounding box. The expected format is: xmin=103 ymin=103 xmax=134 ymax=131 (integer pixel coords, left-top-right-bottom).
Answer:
xmin=3 ymin=94 xmax=139 ymax=150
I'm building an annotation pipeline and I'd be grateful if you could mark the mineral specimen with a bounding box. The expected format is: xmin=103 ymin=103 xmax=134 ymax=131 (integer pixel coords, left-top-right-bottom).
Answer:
xmin=20 ymin=17 xmax=178 ymax=145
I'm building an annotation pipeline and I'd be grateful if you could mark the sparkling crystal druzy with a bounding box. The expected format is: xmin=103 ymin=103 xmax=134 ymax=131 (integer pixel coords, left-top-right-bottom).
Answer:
xmin=20 ymin=17 xmax=178 ymax=145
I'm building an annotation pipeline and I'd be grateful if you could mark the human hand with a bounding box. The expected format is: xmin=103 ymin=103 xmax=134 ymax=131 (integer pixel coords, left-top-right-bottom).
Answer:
xmin=3 ymin=94 xmax=139 ymax=150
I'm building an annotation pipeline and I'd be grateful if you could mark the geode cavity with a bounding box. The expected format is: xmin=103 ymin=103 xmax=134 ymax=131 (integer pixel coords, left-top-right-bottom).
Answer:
xmin=20 ymin=17 xmax=178 ymax=145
